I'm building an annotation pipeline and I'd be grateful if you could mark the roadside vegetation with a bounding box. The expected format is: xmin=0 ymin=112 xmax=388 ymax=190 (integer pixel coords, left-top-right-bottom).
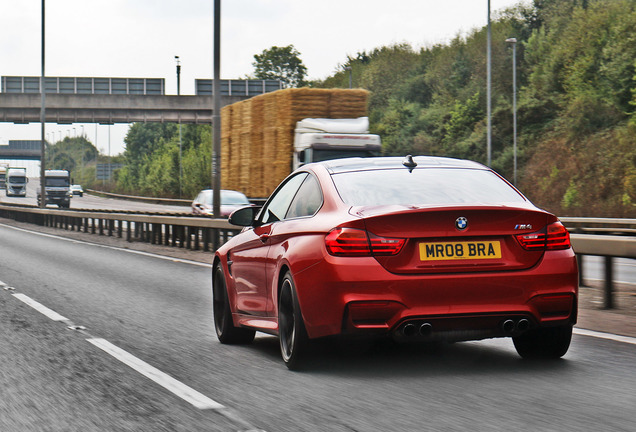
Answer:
xmin=44 ymin=0 xmax=636 ymax=216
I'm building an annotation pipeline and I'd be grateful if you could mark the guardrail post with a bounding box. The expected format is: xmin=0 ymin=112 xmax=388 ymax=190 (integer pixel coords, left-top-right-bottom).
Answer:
xmin=126 ymin=221 xmax=132 ymax=242
xmin=213 ymin=229 xmax=220 ymax=253
xmin=604 ymin=256 xmax=614 ymax=309
xmin=577 ymin=254 xmax=585 ymax=286
xmin=186 ymin=227 xmax=192 ymax=250
xmin=203 ymin=228 xmax=210 ymax=252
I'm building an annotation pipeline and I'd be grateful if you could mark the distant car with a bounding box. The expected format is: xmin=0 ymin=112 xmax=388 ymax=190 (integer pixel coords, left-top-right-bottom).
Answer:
xmin=70 ymin=184 xmax=84 ymax=197
xmin=191 ymin=189 xmax=251 ymax=218
xmin=212 ymin=156 xmax=578 ymax=369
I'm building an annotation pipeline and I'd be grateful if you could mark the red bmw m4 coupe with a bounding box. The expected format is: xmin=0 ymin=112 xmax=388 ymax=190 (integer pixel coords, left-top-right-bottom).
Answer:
xmin=213 ymin=156 xmax=578 ymax=369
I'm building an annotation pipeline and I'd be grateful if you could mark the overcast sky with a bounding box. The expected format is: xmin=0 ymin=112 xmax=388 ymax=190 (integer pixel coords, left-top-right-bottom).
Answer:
xmin=0 ymin=0 xmax=524 ymax=156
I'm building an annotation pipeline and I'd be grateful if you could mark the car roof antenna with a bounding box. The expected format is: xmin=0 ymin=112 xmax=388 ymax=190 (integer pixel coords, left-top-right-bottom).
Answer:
xmin=402 ymin=154 xmax=417 ymax=172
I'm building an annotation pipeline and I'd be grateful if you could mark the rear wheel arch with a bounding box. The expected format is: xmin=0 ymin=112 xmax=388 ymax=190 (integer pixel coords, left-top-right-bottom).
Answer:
xmin=212 ymin=261 xmax=255 ymax=344
xmin=276 ymin=264 xmax=292 ymax=309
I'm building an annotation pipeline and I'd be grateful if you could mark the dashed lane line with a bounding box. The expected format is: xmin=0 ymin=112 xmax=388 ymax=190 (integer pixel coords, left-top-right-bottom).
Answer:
xmin=12 ymin=293 xmax=69 ymax=322
xmin=87 ymin=338 xmax=225 ymax=410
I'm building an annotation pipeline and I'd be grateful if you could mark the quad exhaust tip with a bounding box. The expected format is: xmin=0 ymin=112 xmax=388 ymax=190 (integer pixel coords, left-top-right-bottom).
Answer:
xmin=401 ymin=318 xmax=529 ymax=338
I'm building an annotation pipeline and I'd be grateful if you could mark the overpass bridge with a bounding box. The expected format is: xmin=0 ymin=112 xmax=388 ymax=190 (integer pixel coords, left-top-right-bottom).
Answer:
xmin=0 ymin=93 xmax=246 ymax=124
xmin=0 ymin=76 xmax=282 ymax=125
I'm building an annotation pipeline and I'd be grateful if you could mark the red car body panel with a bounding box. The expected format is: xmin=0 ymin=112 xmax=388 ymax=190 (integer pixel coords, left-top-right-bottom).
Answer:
xmin=214 ymin=157 xmax=578 ymax=344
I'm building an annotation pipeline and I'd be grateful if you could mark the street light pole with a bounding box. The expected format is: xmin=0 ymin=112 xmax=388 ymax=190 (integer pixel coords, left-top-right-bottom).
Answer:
xmin=344 ymin=66 xmax=352 ymax=89
xmin=175 ymin=55 xmax=182 ymax=198
xmin=487 ymin=0 xmax=492 ymax=167
xmin=506 ymin=37 xmax=517 ymax=185
xmin=39 ymin=0 xmax=46 ymax=208
xmin=212 ymin=0 xmax=222 ymax=251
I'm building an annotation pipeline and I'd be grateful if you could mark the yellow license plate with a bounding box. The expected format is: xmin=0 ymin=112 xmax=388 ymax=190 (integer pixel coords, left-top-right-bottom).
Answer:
xmin=419 ymin=241 xmax=502 ymax=261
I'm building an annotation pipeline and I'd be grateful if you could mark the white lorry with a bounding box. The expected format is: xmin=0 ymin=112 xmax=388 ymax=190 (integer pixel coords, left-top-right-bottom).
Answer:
xmin=293 ymin=117 xmax=381 ymax=169
xmin=5 ymin=167 xmax=28 ymax=197
xmin=221 ymin=88 xmax=382 ymax=197
xmin=37 ymin=169 xmax=71 ymax=208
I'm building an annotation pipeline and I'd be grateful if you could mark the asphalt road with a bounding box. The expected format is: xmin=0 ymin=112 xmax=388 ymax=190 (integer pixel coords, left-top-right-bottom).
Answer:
xmin=1 ymin=221 xmax=636 ymax=431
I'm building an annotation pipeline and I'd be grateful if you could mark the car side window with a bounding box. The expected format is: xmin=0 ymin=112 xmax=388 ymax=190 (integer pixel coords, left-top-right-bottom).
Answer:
xmin=259 ymin=173 xmax=308 ymax=225
xmin=285 ymin=174 xmax=323 ymax=219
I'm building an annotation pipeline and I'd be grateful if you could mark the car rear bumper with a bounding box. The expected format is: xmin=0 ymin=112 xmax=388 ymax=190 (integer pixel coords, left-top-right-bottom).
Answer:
xmin=293 ymin=249 xmax=578 ymax=340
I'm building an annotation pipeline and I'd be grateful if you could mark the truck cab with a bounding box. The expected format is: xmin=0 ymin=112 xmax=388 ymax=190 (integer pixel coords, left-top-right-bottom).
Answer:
xmin=37 ymin=169 xmax=71 ymax=208
xmin=5 ymin=167 xmax=28 ymax=197
xmin=293 ymin=117 xmax=382 ymax=170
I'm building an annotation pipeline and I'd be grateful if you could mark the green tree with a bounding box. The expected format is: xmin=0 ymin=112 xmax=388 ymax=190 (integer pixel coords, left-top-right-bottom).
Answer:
xmin=252 ymin=45 xmax=307 ymax=88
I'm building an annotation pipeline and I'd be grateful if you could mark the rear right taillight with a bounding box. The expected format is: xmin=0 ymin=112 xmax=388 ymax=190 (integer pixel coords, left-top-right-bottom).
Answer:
xmin=516 ymin=221 xmax=571 ymax=251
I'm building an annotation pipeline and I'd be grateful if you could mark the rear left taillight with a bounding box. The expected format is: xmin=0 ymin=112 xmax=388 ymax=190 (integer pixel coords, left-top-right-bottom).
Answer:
xmin=325 ymin=228 xmax=405 ymax=257
xmin=516 ymin=221 xmax=571 ymax=251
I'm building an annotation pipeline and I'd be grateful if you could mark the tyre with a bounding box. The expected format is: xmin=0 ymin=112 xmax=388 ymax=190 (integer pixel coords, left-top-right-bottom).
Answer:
xmin=278 ymin=272 xmax=308 ymax=370
xmin=212 ymin=264 xmax=255 ymax=344
xmin=513 ymin=324 xmax=573 ymax=359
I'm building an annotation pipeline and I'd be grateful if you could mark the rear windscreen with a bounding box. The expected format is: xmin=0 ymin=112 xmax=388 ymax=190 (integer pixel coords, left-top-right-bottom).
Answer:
xmin=332 ymin=168 xmax=526 ymax=206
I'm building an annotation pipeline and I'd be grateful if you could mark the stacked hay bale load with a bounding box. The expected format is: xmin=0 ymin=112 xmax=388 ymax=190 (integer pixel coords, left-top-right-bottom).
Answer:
xmin=220 ymin=88 xmax=369 ymax=198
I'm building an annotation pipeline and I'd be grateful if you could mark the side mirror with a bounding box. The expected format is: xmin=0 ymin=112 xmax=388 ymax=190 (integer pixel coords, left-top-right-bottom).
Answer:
xmin=228 ymin=206 xmax=261 ymax=227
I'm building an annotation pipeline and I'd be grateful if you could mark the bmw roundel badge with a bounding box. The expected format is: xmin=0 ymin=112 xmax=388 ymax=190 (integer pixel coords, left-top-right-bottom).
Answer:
xmin=455 ymin=217 xmax=468 ymax=230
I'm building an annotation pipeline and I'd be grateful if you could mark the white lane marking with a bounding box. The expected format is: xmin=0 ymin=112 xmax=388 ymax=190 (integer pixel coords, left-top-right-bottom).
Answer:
xmin=12 ymin=293 xmax=69 ymax=322
xmin=0 ymin=280 xmax=6 ymax=286
xmin=584 ymin=278 xmax=636 ymax=287
xmin=574 ymin=328 xmax=636 ymax=346
xmin=0 ymin=222 xmax=211 ymax=268
xmin=87 ymin=338 xmax=224 ymax=410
